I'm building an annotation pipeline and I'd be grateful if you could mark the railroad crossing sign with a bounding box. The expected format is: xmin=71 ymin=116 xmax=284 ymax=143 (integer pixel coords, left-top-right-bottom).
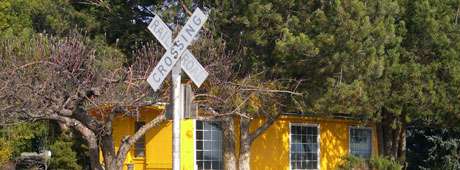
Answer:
xmin=147 ymin=8 xmax=209 ymax=91
xmin=146 ymin=8 xmax=209 ymax=170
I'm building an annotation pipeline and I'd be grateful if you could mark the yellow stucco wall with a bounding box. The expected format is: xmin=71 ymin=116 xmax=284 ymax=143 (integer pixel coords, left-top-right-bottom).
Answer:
xmin=249 ymin=115 xmax=379 ymax=170
xmin=109 ymin=107 xmax=379 ymax=170
xmin=109 ymin=106 xmax=195 ymax=170
xmin=111 ymin=116 xmax=137 ymax=170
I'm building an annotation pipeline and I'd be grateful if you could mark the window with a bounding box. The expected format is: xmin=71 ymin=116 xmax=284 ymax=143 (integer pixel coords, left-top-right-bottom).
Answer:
xmin=349 ymin=127 xmax=372 ymax=158
xmin=290 ymin=124 xmax=319 ymax=170
xmin=134 ymin=122 xmax=145 ymax=157
xmin=195 ymin=121 xmax=223 ymax=170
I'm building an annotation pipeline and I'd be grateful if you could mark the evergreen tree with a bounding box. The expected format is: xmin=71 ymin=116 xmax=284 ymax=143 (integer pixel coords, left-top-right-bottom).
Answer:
xmin=49 ymin=135 xmax=82 ymax=170
xmin=0 ymin=0 xmax=98 ymax=37
xmin=407 ymin=127 xmax=460 ymax=169
xmin=191 ymin=0 xmax=460 ymax=164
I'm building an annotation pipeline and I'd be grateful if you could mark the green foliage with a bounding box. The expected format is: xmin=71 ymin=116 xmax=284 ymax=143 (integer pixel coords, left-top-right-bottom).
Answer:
xmin=339 ymin=155 xmax=369 ymax=169
xmin=0 ymin=122 xmax=48 ymax=167
xmin=339 ymin=155 xmax=403 ymax=170
xmin=4 ymin=123 xmax=48 ymax=157
xmin=369 ymin=156 xmax=403 ymax=170
xmin=407 ymin=127 xmax=460 ymax=169
xmin=197 ymin=0 xmax=460 ymax=126
xmin=69 ymin=0 xmax=170 ymax=57
xmin=90 ymin=34 xmax=126 ymax=70
xmin=0 ymin=0 xmax=127 ymax=62
xmin=0 ymin=122 xmax=86 ymax=169
xmin=49 ymin=136 xmax=82 ymax=170
xmin=0 ymin=0 xmax=96 ymax=38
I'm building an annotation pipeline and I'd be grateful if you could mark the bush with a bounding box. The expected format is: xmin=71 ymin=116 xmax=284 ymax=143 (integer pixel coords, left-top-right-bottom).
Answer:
xmin=369 ymin=156 xmax=403 ymax=170
xmin=48 ymin=136 xmax=81 ymax=170
xmin=339 ymin=155 xmax=369 ymax=170
xmin=339 ymin=155 xmax=402 ymax=170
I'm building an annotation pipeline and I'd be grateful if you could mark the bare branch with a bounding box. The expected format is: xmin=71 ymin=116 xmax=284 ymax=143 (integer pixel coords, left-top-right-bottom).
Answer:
xmin=115 ymin=114 xmax=167 ymax=167
xmin=78 ymin=0 xmax=112 ymax=11
xmin=248 ymin=114 xmax=280 ymax=143
xmin=239 ymin=88 xmax=303 ymax=96
xmin=178 ymin=0 xmax=193 ymax=17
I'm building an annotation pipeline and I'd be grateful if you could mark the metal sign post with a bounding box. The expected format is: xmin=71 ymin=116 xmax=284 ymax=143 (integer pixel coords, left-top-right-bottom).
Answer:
xmin=171 ymin=62 xmax=182 ymax=170
xmin=146 ymin=8 xmax=208 ymax=170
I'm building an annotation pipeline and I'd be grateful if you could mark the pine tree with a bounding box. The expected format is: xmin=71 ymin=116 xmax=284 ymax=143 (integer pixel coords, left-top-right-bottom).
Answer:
xmin=49 ymin=135 xmax=82 ymax=170
xmin=200 ymin=0 xmax=460 ymax=163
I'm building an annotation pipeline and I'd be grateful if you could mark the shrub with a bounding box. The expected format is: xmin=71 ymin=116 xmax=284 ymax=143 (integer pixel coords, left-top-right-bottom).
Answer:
xmin=48 ymin=137 xmax=81 ymax=170
xmin=339 ymin=155 xmax=369 ymax=170
xmin=339 ymin=155 xmax=403 ymax=170
xmin=369 ymin=156 xmax=403 ymax=170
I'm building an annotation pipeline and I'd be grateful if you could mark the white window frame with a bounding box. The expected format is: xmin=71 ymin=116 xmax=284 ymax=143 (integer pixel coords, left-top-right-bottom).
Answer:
xmin=289 ymin=123 xmax=320 ymax=170
xmin=348 ymin=126 xmax=372 ymax=158
xmin=194 ymin=120 xmax=223 ymax=170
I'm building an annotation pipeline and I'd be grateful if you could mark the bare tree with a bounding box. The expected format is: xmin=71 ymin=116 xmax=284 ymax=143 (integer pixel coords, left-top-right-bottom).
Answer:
xmin=184 ymin=33 xmax=304 ymax=170
xmin=195 ymin=74 xmax=303 ymax=170
xmin=0 ymin=31 xmax=302 ymax=170
xmin=0 ymin=33 xmax=168 ymax=170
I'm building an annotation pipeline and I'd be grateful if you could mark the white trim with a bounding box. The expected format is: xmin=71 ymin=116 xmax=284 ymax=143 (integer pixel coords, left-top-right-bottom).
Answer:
xmin=317 ymin=124 xmax=320 ymax=170
xmin=289 ymin=123 xmax=320 ymax=170
xmin=348 ymin=126 xmax=372 ymax=158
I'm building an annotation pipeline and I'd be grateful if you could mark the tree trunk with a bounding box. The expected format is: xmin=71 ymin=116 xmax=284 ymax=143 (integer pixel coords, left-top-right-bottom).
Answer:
xmin=101 ymin=134 xmax=117 ymax=170
xmin=87 ymin=138 xmax=104 ymax=170
xmin=392 ymin=124 xmax=401 ymax=159
xmin=45 ymin=114 xmax=104 ymax=170
xmin=397 ymin=125 xmax=406 ymax=164
xmin=380 ymin=108 xmax=407 ymax=163
xmin=381 ymin=108 xmax=394 ymax=157
xmin=222 ymin=117 xmax=237 ymax=169
xmin=397 ymin=111 xmax=407 ymax=163
xmin=239 ymin=139 xmax=251 ymax=170
xmin=239 ymin=117 xmax=251 ymax=170
xmin=237 ymin=115 xmax=278 ymax=170
xmin=381 ymin=108 xmax=396 ymax=157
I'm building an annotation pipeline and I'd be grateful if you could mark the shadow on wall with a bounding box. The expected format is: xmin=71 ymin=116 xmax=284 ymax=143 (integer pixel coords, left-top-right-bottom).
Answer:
xmin=250 ymin=118 xmax=290 ymax=170
xmin=249 ymin=117 xmax=351 ymax=170
xmin=144 ymin=121 xmax=173 ymax=169
xmin=320 ymin=122 xmax=348 ymax=170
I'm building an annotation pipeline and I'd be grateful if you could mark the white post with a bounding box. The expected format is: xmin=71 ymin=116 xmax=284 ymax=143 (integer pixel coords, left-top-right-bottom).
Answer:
xmin=171 ymin=61 xmax=182 ymax=170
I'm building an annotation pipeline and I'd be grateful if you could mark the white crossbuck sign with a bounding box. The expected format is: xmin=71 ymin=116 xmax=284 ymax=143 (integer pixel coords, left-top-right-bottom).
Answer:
xmin=147 ymin=8 xmax=209 ymax=91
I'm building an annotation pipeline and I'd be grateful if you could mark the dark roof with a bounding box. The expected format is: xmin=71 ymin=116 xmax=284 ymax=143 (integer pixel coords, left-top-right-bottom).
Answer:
xmin=282 ymin=112 xmax=372 ymax=121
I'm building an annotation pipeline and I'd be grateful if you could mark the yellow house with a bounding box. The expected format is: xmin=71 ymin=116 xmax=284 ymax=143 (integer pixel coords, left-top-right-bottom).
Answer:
xmin=110 ymin=104 xmax=379 ymax=170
